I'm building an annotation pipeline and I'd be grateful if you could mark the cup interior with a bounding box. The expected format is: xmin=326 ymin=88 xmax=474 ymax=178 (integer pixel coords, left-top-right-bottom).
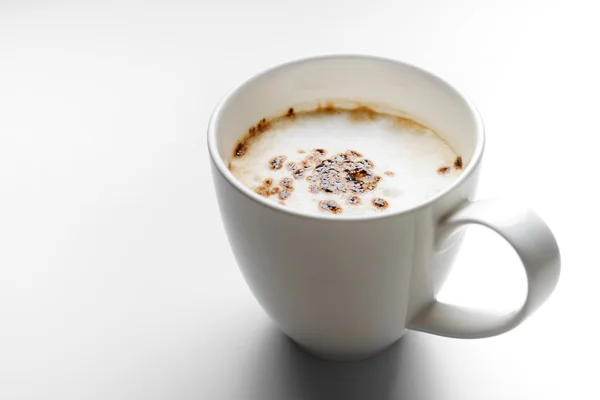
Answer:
xmin=208 ymin=55 xmax=484 ymax=215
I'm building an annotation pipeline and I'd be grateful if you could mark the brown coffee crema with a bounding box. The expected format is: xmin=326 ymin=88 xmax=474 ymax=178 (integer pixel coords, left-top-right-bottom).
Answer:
xmin=235 ymin=104 xmax=422 ymax=158
xmin=230 ymin=104 xmax=463 ymax=215
xmin=257 ymin=147 xmax=383 ymax=214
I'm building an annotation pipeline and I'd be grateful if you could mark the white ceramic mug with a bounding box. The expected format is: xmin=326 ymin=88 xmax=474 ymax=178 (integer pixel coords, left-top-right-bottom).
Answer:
xmin=207 ymin=55 xmax=561 ymax=361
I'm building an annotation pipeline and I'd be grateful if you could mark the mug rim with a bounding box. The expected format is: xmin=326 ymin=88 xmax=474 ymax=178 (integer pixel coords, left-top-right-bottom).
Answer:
xmin=207 ymin=54 xmax=485 ymax=221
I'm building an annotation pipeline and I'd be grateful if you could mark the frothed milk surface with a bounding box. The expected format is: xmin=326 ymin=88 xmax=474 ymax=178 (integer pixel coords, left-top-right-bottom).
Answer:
xmin=229 ymin=106 xmax=464 ymax=216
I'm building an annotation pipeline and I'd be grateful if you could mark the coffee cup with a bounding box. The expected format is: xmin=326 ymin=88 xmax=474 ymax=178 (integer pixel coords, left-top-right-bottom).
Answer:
xmin=207 ymin=55 xmax=561 ymax=361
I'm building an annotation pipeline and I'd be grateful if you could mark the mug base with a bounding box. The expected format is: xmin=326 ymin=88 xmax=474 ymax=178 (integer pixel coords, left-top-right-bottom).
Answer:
xmin=291 ymin=337 xmax=402 ymax=362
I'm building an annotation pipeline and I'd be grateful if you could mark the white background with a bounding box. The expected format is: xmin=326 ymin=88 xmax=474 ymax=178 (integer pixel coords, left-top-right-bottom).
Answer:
xmin=0 ymin=1 xmax=598 ymax=399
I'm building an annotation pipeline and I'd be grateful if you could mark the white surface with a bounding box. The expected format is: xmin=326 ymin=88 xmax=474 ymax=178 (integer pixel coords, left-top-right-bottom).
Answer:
xmin=0 ymin=0 xmax=596 ymax=398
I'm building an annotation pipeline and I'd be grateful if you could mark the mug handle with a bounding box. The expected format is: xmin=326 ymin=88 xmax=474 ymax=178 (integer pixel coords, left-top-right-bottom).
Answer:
xmin=407 ymin=198 xmax=561 ymax=338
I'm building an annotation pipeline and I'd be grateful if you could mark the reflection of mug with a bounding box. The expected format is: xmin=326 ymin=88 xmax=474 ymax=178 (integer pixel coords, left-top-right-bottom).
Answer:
xmin=208 ymin=55 xmax=561 ymax=361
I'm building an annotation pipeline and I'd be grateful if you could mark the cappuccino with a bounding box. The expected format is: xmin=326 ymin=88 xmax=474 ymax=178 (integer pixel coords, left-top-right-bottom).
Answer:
xmin=229 ymin=105 xmax=463 ymax=216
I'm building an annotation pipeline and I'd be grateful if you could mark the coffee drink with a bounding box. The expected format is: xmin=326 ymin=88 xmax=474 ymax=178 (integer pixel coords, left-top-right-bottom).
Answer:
xmin=229 ymin=104 xmax=464 ymax=216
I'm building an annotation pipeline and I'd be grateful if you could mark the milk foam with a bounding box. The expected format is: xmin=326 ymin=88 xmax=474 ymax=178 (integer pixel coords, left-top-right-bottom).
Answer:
xmin=229 ymin=109 xmax=463 ymax=216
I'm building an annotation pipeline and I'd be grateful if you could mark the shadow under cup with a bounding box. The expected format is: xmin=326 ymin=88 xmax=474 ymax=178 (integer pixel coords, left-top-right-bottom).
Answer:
xmin=209 ymin=55 xmax=484 ymax=361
